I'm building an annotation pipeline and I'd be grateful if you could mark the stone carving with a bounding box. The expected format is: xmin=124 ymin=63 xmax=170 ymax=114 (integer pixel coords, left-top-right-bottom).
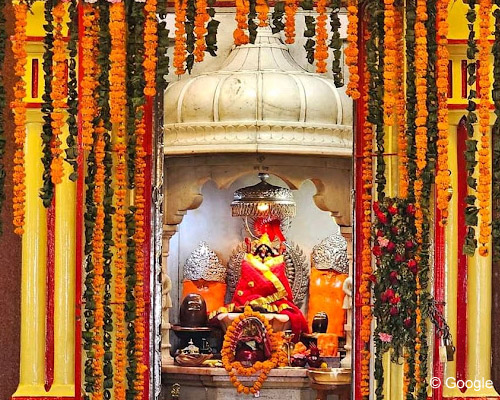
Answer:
xmin=311 ymin=234 xmax=349 ymax=274
xmin=183 ymin=241 xmax=227 ymax=283
xmin=226 ymin=241 xmax=309 ymax=307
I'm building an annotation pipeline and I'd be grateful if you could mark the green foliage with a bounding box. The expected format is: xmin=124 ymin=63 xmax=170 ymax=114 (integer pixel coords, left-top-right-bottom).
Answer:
xmin=271 ymin=1 xmax=285 ymax=34
xmin=329 ymin=0 xmax=343 ymax=87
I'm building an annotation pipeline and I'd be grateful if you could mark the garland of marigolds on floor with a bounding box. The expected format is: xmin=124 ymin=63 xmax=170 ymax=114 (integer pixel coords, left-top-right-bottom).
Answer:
xmin=222 ymin=307 xmax=287 ymax=395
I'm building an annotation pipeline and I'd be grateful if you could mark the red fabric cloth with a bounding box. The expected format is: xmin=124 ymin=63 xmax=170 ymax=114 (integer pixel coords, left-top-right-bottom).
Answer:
xmin=231 ymin=256 xmax=309 ymax=339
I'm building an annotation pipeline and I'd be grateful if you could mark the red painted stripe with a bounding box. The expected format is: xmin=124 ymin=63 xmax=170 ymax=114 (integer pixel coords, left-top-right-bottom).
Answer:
xmin=45 ymin=198 xmax=56 ymax=392
xmin=448 ymin=38 xmax=495 ymax=45
xmin=74 ymin=4 xmax=84 ymax=400
xmin=354 ymin=8 xmax=367 ymax=400
xmin=433 ymin=202 xmax=445 ymax=400
xmin=476 ymin=61 xmax=480 ymax=95
xmin=142 ymin=95 xmax=154 ymax=400
xmin=461 ymin=60 xmax=467 ymax=99
xmin=12 ymin=397 xmax=75 ymax=400
xmin=31 ymin=58 xmax=39 ymax=99
xmin=27 ymin=35 xmax=70 ymax=42
xmin=456 ymin=116 xmax=468 ymax=387
xmin=448 ymin=60 xmax=453 ymax=98
xmin=448 ymin=103 xmax=495 ymax=110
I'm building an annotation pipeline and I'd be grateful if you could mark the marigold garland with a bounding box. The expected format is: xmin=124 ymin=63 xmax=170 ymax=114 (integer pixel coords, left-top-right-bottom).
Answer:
xmin=0 ymin=0 xmax=6 ymax=234
xmin=234 ymin=0 xmax=250 ymax=45
xmin=383 ymin=0 xmax=396 ymax=125
xmin=11 ymin=0 xmax=28 ymax=235
xmin=283 ymin=0 xmax=297 ymax=44
xmin=435 ymin=0 xmax=451 ymax=225
xmin=477 ymin=0 xmax=492 ymax=256
xmin=314 ymin=0 xmax=328 ymax=73
xmin=194 ymin=0 xmax=209 ymax=62
xmin=255 ymin=0 xmax=269 ymax=27
xmin=144 ymin=0 xmax=158 ymax=95
xmin=81 ymin=4 xmax=99 ymax=150
xmin=359 ymin=63 xmax=372 ymax=398
xmin=395 ymin=8 xmax=408 ymax=198
xmin=133 ymin=108 xmax=148 ymax=397
xmin=345 ymin=0 xmax=359 ymax=100
xmin=49 ymin=1 xmax=67 ymax=185
xmin=109 ymin=2 xmax=127 ymax=398
xmin=174 ymin=0 xmax=187 ymax=75
xmin=221 ymin=307 xmax=286 ymax=395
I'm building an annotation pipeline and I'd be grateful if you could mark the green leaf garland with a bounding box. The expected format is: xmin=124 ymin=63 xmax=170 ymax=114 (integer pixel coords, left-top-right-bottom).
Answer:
xmin=464 ymin=0 xmax=479 ymax=255
xmin=271 ymin=1 xmax=285 ymax=34
xmin=40 ymin=0 xmax=55 ymax=208
xmin=185 ymin=0 xmax=196 ymax=73
xmin=329 ymin=0 xmax=343 ymax=87
xmin=206 ymin=0 xmax=220 ymax=56
xmin=248 ymin=0 xmax=258 ymax=44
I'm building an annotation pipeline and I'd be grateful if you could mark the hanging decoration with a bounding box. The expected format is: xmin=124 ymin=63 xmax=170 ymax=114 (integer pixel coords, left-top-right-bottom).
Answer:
xmin=234 ymin=0 xmax=250 ymax=45
xmin=329 ymin=0 xmax=342 ymax=87
xmin=194 ymin=0 xmax=209 ymax=62
xmin=11 ymin=0 xmax=28 ymax=235
xmin=345 ymin=0 xmax=359 ymax=99
xmin=49 ymin=0 xmax=67 ymax=185
xmin=284 ymin=0 xmax=298 ymax=44
xmin=256 ymin=0 xmax=269 ymax=27
xmin=174 ymin=0 xmax=187 ymax=74
xmin=314 ymin=0 xmax=328 ymax=73
xmin=383 ymin=0 xmax=396 ymax=126
xmin=464 ymin=0 xmax=479 ymax=255
xmin=221 ymin=307 xmax=287 ymax=395
xmin=40 ymin=0 xmax=55 ymax=207
xmin=493 ymin=1 xmax=500 ymax=262
xmin=477 ymin=0 xmax=492 ymax=256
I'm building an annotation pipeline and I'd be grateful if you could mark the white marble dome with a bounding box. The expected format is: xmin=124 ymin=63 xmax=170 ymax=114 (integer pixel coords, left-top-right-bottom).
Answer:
xmin=164 ymin=28 xmax=352 ymax=156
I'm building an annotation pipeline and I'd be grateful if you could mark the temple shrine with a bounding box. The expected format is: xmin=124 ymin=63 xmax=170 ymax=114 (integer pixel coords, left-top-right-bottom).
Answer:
xmin=1 ymin=0 xmax=500 ymax=400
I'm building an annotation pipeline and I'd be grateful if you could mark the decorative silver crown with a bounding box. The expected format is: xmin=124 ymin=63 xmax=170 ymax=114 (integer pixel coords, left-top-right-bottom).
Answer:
xmin=311 ymin=234 xmax=349 ymax=274
xmin=183 ymin=242 xmax=227 ymax=283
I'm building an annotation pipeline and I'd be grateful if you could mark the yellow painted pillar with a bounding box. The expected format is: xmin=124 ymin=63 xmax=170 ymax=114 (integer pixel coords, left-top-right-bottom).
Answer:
xmin=49 ymin=126 xmax=76 ymax=396
xmin=13 ymin=115 xmax=48 ymax=397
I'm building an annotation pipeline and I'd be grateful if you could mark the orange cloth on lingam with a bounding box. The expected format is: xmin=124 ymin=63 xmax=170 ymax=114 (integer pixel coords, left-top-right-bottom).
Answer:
xmin=307 ymin=268 xmax=347 ymax=336
xmin=227 ymin=253 xmax=309 ymax=339
xmin=317 ymin=333 xmax=338 ymax=357
xmin=182 ymin=280 xmax=226 ymax=314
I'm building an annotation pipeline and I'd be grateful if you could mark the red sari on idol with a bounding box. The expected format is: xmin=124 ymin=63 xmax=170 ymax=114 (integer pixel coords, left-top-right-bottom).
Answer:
xmin=229 ymin=253 xmax=309 ymax=339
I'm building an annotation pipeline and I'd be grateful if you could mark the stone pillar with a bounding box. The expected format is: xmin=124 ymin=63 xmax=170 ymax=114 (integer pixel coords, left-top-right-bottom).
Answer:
xmin=340 ymin=226 xmax=353 ymax=369
xmin=162 ymin=230 xmax=175 ymax=366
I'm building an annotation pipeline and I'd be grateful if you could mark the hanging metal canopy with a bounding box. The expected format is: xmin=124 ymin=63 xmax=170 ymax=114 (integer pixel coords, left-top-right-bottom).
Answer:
xmin=231 ymin=173 xmax=296 ymax=220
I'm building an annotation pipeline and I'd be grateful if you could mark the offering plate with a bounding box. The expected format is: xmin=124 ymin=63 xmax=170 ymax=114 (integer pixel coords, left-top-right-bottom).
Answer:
xmin=307 ymin=368 xmax=351 ymax=385
xmin=217 ymin=312 xmax=291 ymax=332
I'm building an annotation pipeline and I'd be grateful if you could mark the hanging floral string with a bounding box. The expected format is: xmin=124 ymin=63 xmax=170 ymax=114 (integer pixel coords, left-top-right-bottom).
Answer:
xmin=133 ymin=107 xmax=148 ymax=398
xmin=271 ymin=1 xmax=285 ymax=34
xmin=284 ymin=0 xmax=297 ymax=44
xmin=50 ymin=0 xmax=67 ymax=185
xmin=11 ymin=0 xmax=28 ymax=235
xmin=255 ymin=0 xmax=269 ymax=26
xmin=144 ymin=0 xmax=158 ymax=95
xmin=81 ymin=3 xmax=100 ymax=150
xmin=383 ymin=0 xmax=396 ymax=125
xmin=185 ymin=0 xmax=196 ymax=72
xmin=314 ymin=0 xmax=328 ymax=73
xmin=109 ymin=1 xmax=127 ymax=398
xmin=248 ymin=0 xmax=258 ymax=44
xmin=234 ymin=0 xmax=250 ymax=45
xmin=66 ymin=0 xmax=79 ymax=181
xmin=40 ymin=0 xmax=55 ymax=207
xmin=477 ymin=0 xmax=492 ymax=256
xmin=395 ymin=7 xmax=408 ymax=198
xmin=345 ymin=0 xmax=359 ymax=100
xmin=359 ymin=63 xmax=373 ymax=399
xmin=463 ymin=0 xmax=479 ymax=256
xmin=435 ymin=0 xmax=450 ymax=224
xmin=194 ymin=0 xmax=209 ymax=62
xmin=329 ymin=0 xmax=342 ymax=87
xmin=174 ymin=0 xmax=187 ymax=74
xmin=0 ymin=0 xmax=5 ymax=234
xmin=492 ymin=1 xmax=500 ymax=263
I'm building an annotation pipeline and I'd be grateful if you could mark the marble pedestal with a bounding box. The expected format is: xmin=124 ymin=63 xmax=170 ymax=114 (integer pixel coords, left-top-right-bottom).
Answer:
xmin=162 ymin=366 xmax=346 ymax=400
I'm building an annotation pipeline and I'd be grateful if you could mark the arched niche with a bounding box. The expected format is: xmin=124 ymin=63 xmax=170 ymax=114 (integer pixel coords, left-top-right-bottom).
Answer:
xmin=161 ymin=153 xmax=352 ymax=365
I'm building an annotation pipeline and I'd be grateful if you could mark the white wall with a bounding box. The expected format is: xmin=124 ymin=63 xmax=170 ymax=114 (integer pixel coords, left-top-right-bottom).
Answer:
xmin=168 ymin=173 xmax=339 ymax=325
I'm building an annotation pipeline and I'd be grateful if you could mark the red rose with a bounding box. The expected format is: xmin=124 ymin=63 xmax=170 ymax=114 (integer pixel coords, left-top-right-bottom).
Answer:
xmin=408 ymin=259 xmax=417 ymax=274
xmin=385 ymin=289 xmax=395 ymax=299
xmin=369 ymin=274 xmax=377 ymax=283
xmin=378 ymin=213 xmax=388 ymax=225
xmin=376 ymin=229 xmax=384 ymax=237
xmin=387 ymin=242 xmax=396 ymax=252
xmin=373 ymin=202 xmax=380 ymax=212
xmin=390 ymin=306 xmax=398 ymax=316
xmin=391 ymin=296 xmax=400 ymax=305
xmin=406 ymin=204 xmax=416 ymax=215
xmin=395 ymin=253 xmax=405 ymax=263
xmin=373 ymin=246 xmax=382 ymax=256
xmin=388 ymin=206 xmax=398 ymax=215
xmin=390 ymin=271 xmax=398 ymax=279
xmin=380 ymin=292 xmax=388 ymax=302
xmin=391 ymin=226 xmax=399 ymax=235
xmin=405 ymin=240 xmax=415 ymax=249
xmin=404 ymin=318 xmax=412 ymax=328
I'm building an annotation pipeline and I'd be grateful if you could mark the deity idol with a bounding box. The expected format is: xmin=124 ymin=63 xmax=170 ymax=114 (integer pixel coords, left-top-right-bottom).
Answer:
xmin=221 ymin=233 xmax=309 ymax=339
